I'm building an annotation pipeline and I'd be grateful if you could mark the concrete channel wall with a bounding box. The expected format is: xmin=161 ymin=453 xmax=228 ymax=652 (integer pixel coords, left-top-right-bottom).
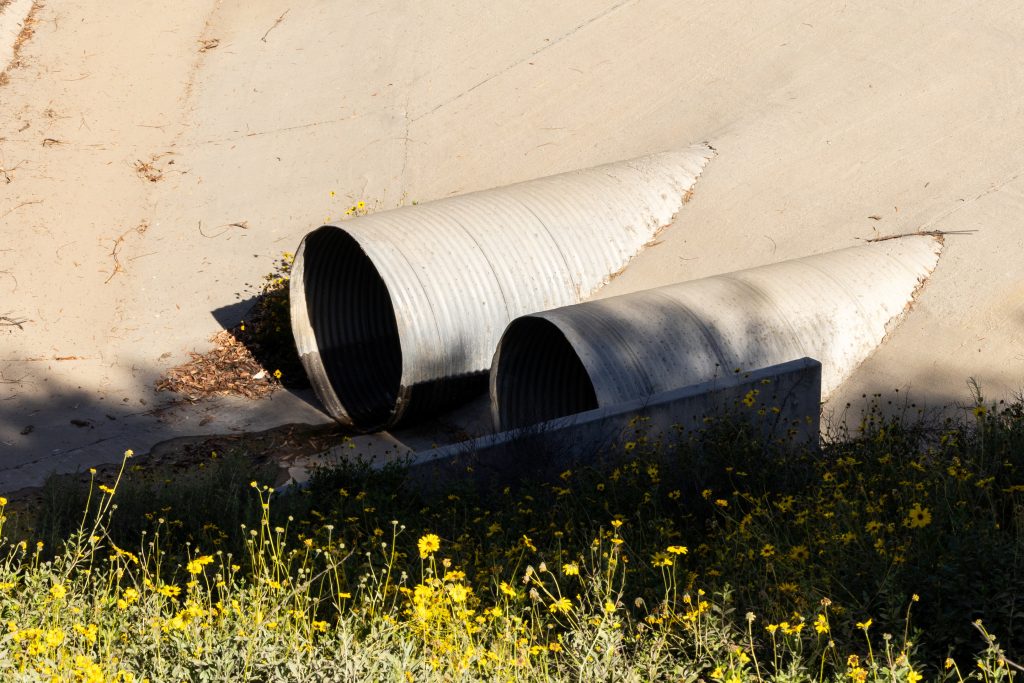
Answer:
xmin=405 ymin=357 xmax=821 ymax=490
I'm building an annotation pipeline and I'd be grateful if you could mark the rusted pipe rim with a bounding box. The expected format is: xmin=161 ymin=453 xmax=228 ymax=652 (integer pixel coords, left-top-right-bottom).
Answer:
xmin=290 ymin=226 xmax=403 ymax=431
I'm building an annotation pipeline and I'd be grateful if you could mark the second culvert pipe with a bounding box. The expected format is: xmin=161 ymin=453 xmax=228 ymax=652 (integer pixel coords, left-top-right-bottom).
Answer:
xmin=490 ymin=237 xmax=942 ymax=431
xmin=290 ymin=144 xmax=714 ymax=431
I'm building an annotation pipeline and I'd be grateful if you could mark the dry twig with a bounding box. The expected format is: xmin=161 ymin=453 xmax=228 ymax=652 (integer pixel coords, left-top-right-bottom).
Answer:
xmin=0 ymin=199 xmax=42 ymax=219
xmin=105 ymin=220 xmax=149 ymax=284
xmin=198 ymin=220 xmax=249 ymax=239
xmin=1 ymin=314 xmax=27 ymax=329
xmin=864 ymin=229 xmax=977 ymax=243
xmin=261 ymin=9 xmax=290 ymax=42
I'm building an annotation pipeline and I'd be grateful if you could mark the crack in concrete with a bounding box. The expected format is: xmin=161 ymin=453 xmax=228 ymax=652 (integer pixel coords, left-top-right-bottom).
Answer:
xmin=398 ymin=100 xmax=412 ymax=196
xmin=192 ymin=116 xmax=359 ymax=146
xmin=919 ymin=167 xmax=1024 ymax=231
xmin=411 ymin=0 xmax=637 ymax=123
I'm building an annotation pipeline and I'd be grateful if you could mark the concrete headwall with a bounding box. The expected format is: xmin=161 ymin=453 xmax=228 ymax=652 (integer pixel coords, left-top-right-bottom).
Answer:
xmin=407 ymin=357 xmax=821 ymax=489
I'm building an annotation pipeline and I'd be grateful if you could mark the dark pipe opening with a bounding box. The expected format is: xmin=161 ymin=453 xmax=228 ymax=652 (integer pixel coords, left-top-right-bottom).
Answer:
xmin=493 ymin=317 xmax=598 ymax=430
xmin=301 ymin=227 xmax=402 ymax=429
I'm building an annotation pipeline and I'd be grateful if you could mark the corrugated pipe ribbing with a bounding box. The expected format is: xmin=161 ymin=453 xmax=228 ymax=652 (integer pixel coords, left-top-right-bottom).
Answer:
xmin=490 ymin=237 xmax=942 ymax=431
xmin=290 ymin=144 xmax=715 ymax=431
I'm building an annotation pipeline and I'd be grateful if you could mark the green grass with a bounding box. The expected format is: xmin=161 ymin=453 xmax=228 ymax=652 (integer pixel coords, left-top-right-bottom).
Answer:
xmin=1 ymin=395 xmax=1022 ymax=681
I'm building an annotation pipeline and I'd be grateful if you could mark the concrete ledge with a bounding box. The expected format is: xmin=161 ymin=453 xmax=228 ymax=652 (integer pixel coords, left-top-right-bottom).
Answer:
xmin=407 ymin=357 xmax=821 ymax=489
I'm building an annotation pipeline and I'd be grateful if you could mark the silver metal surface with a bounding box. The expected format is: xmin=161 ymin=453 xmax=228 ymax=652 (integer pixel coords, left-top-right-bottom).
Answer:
xmin=490 ymin=237 xmax=943 ymax=431
xmin=291 ymin=144 xmax=715 ymax=430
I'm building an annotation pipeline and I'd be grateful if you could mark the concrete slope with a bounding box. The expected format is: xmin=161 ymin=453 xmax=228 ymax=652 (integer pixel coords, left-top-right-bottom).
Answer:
xmin=2 ymin=0 xmax=1022 ymax=490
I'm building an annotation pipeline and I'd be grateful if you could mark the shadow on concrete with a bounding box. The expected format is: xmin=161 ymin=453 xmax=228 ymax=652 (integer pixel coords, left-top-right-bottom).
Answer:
xmin=0 ymin=356 xmax=334 ymax=494
xmin=210 ymin=295 xmax=259 ymax=330
xmin=0 ymin=302 xmax=1011 ymax=497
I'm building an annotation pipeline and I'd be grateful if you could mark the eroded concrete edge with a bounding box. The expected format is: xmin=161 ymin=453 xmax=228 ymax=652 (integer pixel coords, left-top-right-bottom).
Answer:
xmin=0 ymin=0 xmax=36 ymax=79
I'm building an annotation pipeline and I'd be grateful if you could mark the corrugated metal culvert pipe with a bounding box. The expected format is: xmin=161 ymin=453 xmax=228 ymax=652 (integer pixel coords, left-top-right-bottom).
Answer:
xmin=490 ymin=237 xmax=942 ymax=431
xmin=291 ymin=144 xmax=715 ymax=431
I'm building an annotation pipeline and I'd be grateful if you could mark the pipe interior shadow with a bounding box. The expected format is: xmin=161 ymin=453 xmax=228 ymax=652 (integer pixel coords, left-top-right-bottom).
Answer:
xmin=301 ymin=227 xmax=402 ymax=429
xmin=493 ymin=317 xmax=598 ymax=430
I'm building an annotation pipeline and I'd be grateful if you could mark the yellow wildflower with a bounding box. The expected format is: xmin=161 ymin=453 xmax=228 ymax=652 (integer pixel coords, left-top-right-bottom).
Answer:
xmin=904 ymin=503 xmax=932 ymax=529
xmin=651 ymin=553 xmax=673 ymax=567
xmin=44 ymin=628 xmax=65 ymax=647
xmin=447 ymin=584 xmax=469 ymax=603
xmin=157 ymin=584 xmax=181 ymax=599
xmin=186 ymin=555 xmax=214 ymax=575
xmin=417 ymin=533 xmax=440 ymax=558
xmin=549 ymin=597 xmax=572 ymax=614
xmin=117 ymin=587 xmax=140 ymax=610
